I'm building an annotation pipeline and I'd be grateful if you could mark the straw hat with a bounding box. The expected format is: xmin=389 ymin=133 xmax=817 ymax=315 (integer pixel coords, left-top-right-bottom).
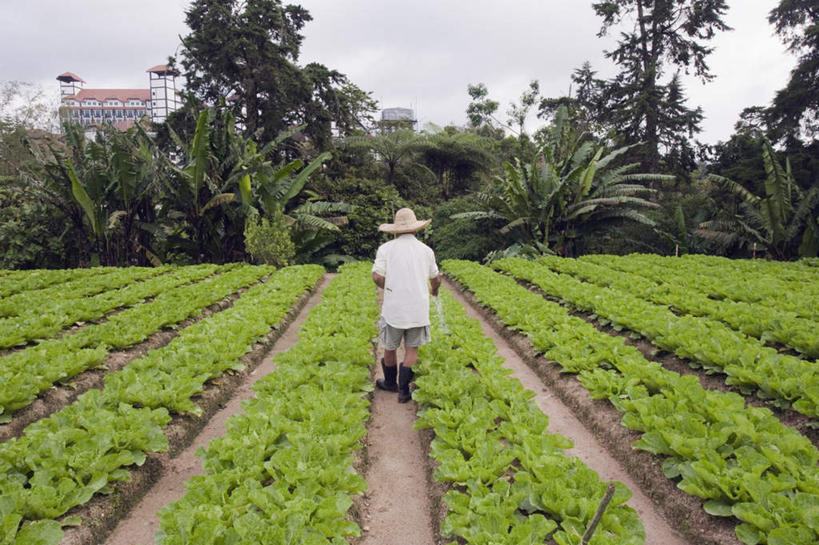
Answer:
xmin=378 ymin=208 xmax=431 ymax=234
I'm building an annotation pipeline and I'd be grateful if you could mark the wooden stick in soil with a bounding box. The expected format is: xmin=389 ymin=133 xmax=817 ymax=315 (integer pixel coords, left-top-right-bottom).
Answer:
xmin=581 ymin=483 xmax=616 ymax=545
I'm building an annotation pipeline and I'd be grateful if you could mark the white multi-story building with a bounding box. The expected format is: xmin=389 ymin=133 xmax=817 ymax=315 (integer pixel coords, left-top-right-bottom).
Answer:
xmin=57 ymin=65 xmax=180 ymax=131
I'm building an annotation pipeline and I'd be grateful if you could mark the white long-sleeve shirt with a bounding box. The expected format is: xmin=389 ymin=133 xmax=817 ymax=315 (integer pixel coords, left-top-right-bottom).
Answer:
xmin=372 ymin=233 xmax=439 ymax=329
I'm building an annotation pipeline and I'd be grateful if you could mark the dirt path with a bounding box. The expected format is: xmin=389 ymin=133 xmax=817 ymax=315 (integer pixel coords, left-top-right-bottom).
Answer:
xmin=105 ymin=275 xmax=330 ymax=545
xmin=357 ymin=343 xmax=436 ymax=545
xmin=447 ymin=286 xmax=689 ymax=545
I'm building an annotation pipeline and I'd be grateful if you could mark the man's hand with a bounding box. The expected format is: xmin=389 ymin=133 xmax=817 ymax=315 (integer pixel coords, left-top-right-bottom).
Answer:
xmin=430 ymin=273 xmax=442 ymax=297
xmin=372 ymin=272 xmax=385 ymax=289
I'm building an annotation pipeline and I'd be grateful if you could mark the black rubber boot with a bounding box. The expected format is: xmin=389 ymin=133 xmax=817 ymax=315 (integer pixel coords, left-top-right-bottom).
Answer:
xmin=398 ymin=364 xmax=414 ymax=403
xmin=376 ymin=358 xmax=398 ymax=392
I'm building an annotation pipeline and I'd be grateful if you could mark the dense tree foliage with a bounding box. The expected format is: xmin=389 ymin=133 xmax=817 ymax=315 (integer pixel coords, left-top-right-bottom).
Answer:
xmin=763 ymin=0 xmax=819 ymax=144
xmin=4 ymin=1 xmax=818 ymax=269
xmin=419 ymin=129 xmax=495 ymax=198
xmin=342 ymin=129 xmax=429 ymax=188
xmin=591 ymin=0 xmax=729 ymax=172
xmin=174 ymin=0 xmax=376 ymax=149
xmin=308 ymin=176 xmax=414 ymax=261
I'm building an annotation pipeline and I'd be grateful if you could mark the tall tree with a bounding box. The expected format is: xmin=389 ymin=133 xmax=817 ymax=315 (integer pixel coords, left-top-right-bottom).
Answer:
xmin=592 ymin=0 xmax=730 ymax=172
xmin=507 ymin=80 xmax=541 ymax=137
xmin=538 ymin=62 xmax=608 ymax=136
xmin=175 ymin=0 xmax=375 ymax=150
xmin=420 ymin=129 xmax=495 ymax=198
xmin=341 ymin=129 xmax=429 ymax=188
xmin=765 ymin=0 xmax=819 ymax=143
xmin=466 ymin=83 xmax=505 ymax=138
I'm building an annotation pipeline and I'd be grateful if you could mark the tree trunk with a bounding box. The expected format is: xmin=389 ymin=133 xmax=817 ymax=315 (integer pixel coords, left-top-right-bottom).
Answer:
xmin=387 ymin=162 xmax=396 ymax=186
xmin=244 ymin=73 xmax=258 ymax=136
xmin=637 ymin=0 xmax=661 ymax=175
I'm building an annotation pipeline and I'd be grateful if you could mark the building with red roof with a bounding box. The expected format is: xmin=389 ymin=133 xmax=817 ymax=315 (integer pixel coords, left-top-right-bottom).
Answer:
xmin=57 ymin=65 xmax=180 ymax=131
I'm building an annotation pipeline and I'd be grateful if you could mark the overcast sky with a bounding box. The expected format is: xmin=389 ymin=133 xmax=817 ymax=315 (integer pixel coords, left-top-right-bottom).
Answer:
xmin=0 ymin=0 xmax=794 ymax=144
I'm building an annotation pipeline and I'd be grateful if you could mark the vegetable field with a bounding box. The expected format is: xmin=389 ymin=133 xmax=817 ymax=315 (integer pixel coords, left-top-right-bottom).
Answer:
xmin=0 ymin=255 xmax=816 ymax=545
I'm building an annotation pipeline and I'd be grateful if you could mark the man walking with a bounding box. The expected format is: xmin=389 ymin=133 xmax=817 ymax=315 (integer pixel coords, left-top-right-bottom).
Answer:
xmin=372 ymin=208 xmax=441 ymax=403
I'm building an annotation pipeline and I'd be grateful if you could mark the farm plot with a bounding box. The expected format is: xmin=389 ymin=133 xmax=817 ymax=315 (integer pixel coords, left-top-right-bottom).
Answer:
xmin=581 ymin=254 xmax=819 ymax=322
xmin=0 ymin=264 xmax=273 ymax=424
xmin=2 ymin=257 xmax=814 ymax=545
xmin=494 ymin=257 xmax=819 ymax=420
xmin=0 ymin=264 xmax=323 ymax=544
xmin=444 ymin=259 xmax=819 ymax=545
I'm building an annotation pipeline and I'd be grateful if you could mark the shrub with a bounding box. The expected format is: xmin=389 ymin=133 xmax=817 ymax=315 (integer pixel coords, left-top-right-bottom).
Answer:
xmin=243 ymin=210 xmax=295 ymax=267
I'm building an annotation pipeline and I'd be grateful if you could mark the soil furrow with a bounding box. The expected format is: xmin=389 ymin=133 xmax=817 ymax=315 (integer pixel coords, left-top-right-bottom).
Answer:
xmin=356 ymin=343 xmax=436 ymax=545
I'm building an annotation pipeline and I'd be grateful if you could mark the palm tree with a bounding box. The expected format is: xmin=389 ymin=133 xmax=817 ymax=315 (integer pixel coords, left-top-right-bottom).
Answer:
xmin=454 ymin=106 xmax=671 ymax=257
xmin=695 ymin=138 xmax=819 ymax=259
xmin=420 ymin=129 xmax=495 ymax=198
xmin=342 ymin=129 xmax=429 ymax=187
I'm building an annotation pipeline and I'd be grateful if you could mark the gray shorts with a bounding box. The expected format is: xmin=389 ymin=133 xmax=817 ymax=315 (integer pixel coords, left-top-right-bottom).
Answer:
xmin=378 ymin=317 xmax=431 ymax=350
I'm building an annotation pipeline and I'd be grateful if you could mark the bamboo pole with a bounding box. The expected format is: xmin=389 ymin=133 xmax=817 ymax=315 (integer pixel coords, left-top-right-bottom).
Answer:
xmin=581 ymin=483 xmax=616 ymax=545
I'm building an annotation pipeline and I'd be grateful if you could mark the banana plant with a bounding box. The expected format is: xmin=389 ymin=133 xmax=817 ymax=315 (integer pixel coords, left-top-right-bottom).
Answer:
xmin=157 ymin=107 xmax=351 ymax=263
xmin=454 ymin=106 xmax=670 ymax=257
xmin=26 ymin=123 xmax=159 ymax=265
xmin=696 ymin=138 xmax=819 ymax=259
xmin=157 ymin=108 xmax=277 ymax=261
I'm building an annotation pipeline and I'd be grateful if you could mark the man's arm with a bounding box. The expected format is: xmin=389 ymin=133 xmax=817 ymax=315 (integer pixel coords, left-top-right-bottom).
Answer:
xmin=372 ymin=272 xmax=385 ymax=289
xmin=430 ymin=273 xmax=442 ymax=296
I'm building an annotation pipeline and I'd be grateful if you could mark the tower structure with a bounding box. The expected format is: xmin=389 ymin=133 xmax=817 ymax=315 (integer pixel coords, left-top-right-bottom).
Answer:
xmin=147 ymin=65 xmax=179 ymax=123
xmin=56 ymin=72 xmax=84 ymax=98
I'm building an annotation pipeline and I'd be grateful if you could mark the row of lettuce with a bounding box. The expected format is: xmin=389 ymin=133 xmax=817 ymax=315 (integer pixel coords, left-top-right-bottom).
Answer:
xmin=443 ymin=259 xmax=819 ymax=545
xmin=0 ymin=266 xmax=155 ymax=312
xmin=556 ymin=256 xmax=818 ymax=357
xmin=0 ymin=264 xmax=217 ymax=348
xmin=156 ymin=262 xmax=379 ymax=544
xmin=497 ymin=258 xmax=819 ymax=419
xmin=585 ymin=254 xmax=818 ymax=322
xmin=0 ymin=264 xmax=324 ymax=544
xmin=0 ymin=264 xmax=277 ymax=422
xmin=415 ymin=288 xmax=644 ymax=545
xmin=653 ymin=254 xmax=818 ymax=284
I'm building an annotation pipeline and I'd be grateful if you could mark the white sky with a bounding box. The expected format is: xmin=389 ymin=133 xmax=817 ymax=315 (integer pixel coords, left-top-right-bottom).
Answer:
xmin=0 ymin=0 xmax=794 ymax=144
